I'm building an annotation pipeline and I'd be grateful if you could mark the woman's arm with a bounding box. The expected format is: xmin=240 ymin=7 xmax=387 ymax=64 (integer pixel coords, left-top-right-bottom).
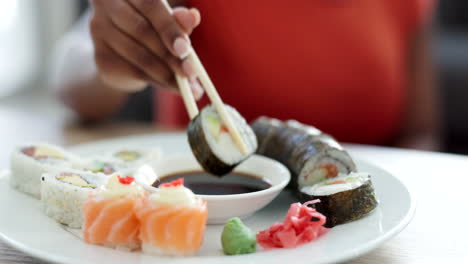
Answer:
xmin=50 ymin=11 xmax=131 ymax=122
xmin=395 ymin=26 xmax=442 ymax=151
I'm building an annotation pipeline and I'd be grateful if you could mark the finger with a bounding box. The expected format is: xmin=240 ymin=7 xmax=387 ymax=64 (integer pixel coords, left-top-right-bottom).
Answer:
xmin=128 ymin=0 xmax=191 ymax=58
xmin=91 ymin=15 xmax=176 ymax=89
xmin=95 ymin=0 xmax=189 ymax=78
xmin=190 ymin=8 xmax=201 ymax=27
xmin=189 ymin=77 xmax=204 ymax=100
xmin=182 ymin=59 xmax=196 ymax=78
xmin=93 ymin=39 xmax=150 ymax=92
xmin=173 ymin=7 xmax=200 ymax=34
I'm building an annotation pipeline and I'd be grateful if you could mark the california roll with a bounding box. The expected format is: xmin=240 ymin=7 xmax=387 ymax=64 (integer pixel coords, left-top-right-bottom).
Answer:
xmin=10 ymin=143 xmax=78 ymax=198
xmin=41 ymin=170 xmax=106 ymax=228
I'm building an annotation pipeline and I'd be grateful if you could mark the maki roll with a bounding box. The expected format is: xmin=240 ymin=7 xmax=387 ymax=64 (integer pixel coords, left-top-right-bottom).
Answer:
xmin=250 ymin=117 xmax=283 ymax=155
xmin=78 ymin=159 xmax=119 ymax=175
xmin=77 ymin=156 xmax=133 ymax=176
xmin=41 ymin=170 xmax=106 ymax=228
xmin=10 ymin=143 xmax=79 ymax=198
xmin=299 ymin=172 xmax=378 ymax=227
xmin=188 ymin=105 xmax=257 ymax=176
xmin=111 ymin=148 xmax=160 ymax=167
xmin=291 ymin=134 xmax=356 ymax=188
xmin=250 ymin=117 xmax=378 ymax=227
xmin=251 ymin=117 xmax=356 ymax=189
xmin=77 ymin=147 xmax=161 ymax=175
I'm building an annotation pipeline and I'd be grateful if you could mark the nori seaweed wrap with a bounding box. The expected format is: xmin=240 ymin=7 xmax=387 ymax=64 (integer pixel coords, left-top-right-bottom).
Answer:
xmin=250 ymin=117 xmax=282 ymax=155
xmin=251 ymin=117 xmax=378 ymax=227
xmin=251 ymin=117 xmax=356 ymax=189
xmin=299 ymin=172 xmax=378 ymax=227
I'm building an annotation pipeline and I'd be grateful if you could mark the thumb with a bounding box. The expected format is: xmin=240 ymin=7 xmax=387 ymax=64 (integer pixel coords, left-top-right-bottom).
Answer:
xmin=173 ymin=7 xmax=201 ymax=35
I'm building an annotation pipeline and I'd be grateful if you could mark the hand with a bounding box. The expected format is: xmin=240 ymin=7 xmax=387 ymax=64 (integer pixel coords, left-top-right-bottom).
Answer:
xmin=89 ymin=0 xmax=203 ymax=98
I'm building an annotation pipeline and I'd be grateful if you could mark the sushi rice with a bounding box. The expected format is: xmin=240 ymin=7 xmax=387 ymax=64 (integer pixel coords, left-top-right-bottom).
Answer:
xmin=200 ymin=105 xmax=257 ymax=166
xmin=301 ymin=172 xmax=371 ymax=196
xmin=106 ymin=147 xmax=161 ymax=169
xmin=297 ymin=149 xmax=356 ymax=188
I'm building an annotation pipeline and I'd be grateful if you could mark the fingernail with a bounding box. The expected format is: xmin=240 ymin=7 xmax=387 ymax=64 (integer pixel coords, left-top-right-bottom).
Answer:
xmin=189 ymin=78 xmax=204 ymax=100
xmin=182 ymin=59 xmax=196 ymax=78
xmin=190 ymin=8 xmax=201 ymax=26
xmin=173 ymin=37 xmax=191 ymax=59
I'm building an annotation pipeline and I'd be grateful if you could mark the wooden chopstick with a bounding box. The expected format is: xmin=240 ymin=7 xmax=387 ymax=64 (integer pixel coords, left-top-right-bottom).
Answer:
xmin=187 ymin=51 xmax=249 ymax=154
xmin=160 ymin=0 xmax=248 ymax=154
xmin=175 ymin=74 xmax=199 ymax=120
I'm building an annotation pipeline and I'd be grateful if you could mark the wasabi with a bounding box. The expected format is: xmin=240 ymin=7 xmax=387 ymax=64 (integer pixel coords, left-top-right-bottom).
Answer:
xmin=221 ymin=217 xmax=257 ymax=255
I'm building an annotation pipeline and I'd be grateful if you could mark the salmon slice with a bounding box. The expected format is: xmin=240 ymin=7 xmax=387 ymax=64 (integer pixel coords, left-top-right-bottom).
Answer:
xmin=83 ymin=196 xmax=142 ymax=250
xmin=136 ymin=199 xmax=208 ymax=255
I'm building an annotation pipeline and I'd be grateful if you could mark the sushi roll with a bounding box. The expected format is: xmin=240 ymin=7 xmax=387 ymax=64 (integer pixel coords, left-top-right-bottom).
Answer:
xmin=251 ymin=117 xmax=377 ymax=227
xmin=76 ymin=157 xmax=126 ymax=176
xmin=41 ymin=170 xmax=106 ymax=228
xmin=299 ymin=172 xmax=378 ymax=227
xmin=82 ymin=174 xmax=144 ymax=250
xmin=250 ymin=117 xmax=356 ymax=188
xmin=137 ymin=179 xmax=208 ymax=256
xmin=78 ymin=159 xmax=119 ymax=175
xmin=109 ymin=147 xmax=161 ymax=168
xmin=250 ymin=116 xmax=282 ymax=155
xmin=10 ymin=143 xmax=78 ymax=198
xmin=76 ymin=147 xmax=160 ymax=176
xmin=188 ymin=104 xmax=257 ymax=176
xmin=290 ymin=134 xmax=356 ymax=188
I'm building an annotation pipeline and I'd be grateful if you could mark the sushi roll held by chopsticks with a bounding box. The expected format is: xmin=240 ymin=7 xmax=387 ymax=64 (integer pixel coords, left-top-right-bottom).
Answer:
xmin=176 ymin=52 xmax=257 ymax=176
xmin=188 ymin=105 xmax=257 ymax=176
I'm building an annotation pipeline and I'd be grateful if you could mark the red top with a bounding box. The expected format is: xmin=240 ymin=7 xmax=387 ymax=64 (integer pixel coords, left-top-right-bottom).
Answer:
xmin=156 ymin=0 xmax=434 ymax=144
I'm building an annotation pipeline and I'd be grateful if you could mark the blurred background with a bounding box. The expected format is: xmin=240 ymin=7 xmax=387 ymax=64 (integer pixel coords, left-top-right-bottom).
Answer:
xmin=0 ymin=0 xmax=467 ymax=154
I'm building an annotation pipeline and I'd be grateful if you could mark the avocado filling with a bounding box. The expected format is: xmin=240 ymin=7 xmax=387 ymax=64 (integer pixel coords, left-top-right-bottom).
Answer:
xmin=114 ymin=151 xmax=140 ymax=162
xmin=56 ymin=173 xmax=96 ymax=188
xmin=205 ymin=112 xmax=229 ymax=141
xmin=89 ymin=161 xmax=115 ymax=175
xmin=22 ymin=146 xmax=64 ymax=160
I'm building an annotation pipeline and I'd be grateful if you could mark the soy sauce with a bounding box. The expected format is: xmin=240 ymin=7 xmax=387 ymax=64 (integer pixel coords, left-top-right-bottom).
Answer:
xmin=153 ymin=171 xmax=272 ymax=195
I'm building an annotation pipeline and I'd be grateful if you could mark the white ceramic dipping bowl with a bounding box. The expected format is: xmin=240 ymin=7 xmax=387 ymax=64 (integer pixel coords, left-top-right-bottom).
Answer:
xmin=152 ymin=153 xmax=290 ymax=224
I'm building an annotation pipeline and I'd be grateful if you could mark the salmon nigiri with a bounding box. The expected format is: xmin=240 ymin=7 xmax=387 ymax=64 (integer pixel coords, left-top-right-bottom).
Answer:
xmin=82 ymin=174 xmax=144 ymax=250
xmin=137 ymin=178 xmax=208 ymax=256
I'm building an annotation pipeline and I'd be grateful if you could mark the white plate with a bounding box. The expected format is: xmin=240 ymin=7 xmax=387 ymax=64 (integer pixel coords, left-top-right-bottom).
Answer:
xmin=0 ymin=133 xmax=415 ymax=264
